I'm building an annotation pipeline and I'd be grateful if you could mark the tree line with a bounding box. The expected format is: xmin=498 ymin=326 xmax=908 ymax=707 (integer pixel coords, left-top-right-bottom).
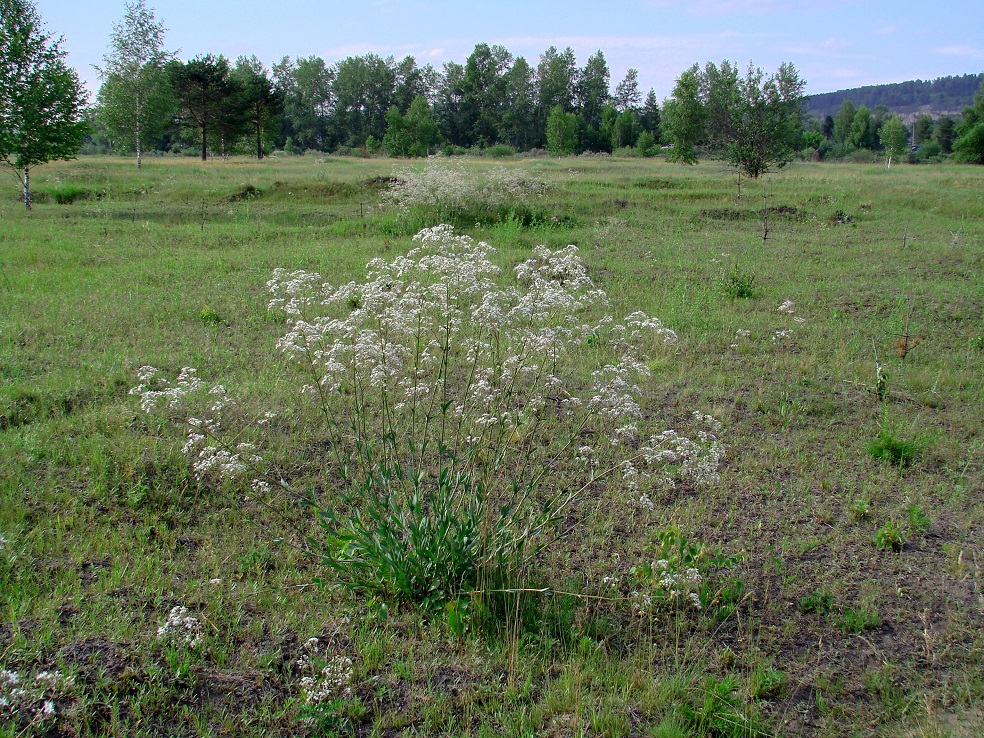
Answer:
xmin=89 ymin=3 xmax=664 ymax=162
xmin=5 ymin=0 xmax=984 ymax=211
xmin=808 ymin=74 xmax=984 ymax=118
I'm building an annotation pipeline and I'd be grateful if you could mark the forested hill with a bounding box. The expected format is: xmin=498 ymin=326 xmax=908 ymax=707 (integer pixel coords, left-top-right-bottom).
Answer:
xmin=808 ymin=73 xmax=983 ymax=118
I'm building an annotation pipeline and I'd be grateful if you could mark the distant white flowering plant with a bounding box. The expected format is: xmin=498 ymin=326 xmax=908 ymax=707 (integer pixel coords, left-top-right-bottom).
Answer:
xmin=381 ymin=160 xmax=547 ymax=226
xmin=296 ymin=637 xmax=354 ymax=706
xmin=157 ymin=606 xmax=204 ymax=649
xmin=0 ymin=667 xmax=73 ymax=728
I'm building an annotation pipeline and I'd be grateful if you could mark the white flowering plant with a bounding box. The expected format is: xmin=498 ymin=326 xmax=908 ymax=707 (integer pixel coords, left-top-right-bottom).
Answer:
xmin=630 ymin=526 xmax=742 ymax=617
xmin=133 ymin=225 xmax=723 ymax=609
xmin=0 ymin=667 xmax=74 ymax=730
xmin=381 ymin=159 xmax=549 ymax=228
xmin=266 ymin=225 xmax=719 ymax=606
xmin=294 ymin=637 xmax=362 ymax=732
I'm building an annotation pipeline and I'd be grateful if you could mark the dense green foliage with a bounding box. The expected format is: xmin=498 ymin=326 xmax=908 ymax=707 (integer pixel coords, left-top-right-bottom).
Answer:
xmin=664 ymin=61 xmax=806 ymax=178
xmin=878 ymin=114 xmax=908 ymax=167
xmin=95 ymin=0 xmax=174 ymax=168
xmin=953 ymin=78 xmax=984 ymax=164
xmin=807 ymin=73 xmax=984 ymax=117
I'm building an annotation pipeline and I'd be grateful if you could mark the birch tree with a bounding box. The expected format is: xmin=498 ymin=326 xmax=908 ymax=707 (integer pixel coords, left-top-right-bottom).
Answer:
xmin=0 ymin=0 xmax=88 ymax=209
xmin=96 ymin=0 xmax=174 ymax=168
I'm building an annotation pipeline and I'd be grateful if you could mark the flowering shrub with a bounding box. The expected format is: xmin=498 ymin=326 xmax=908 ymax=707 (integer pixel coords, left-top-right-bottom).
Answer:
xmin=133 ymin=225 xmax=724 ymax=608
xmin=381 ymin=160 xmax=548 ymax=227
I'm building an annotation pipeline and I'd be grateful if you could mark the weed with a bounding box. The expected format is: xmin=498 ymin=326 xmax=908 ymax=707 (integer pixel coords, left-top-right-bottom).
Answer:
xmin=798 ymin=590 xmax=834 ymax=614
xmin=849 ymin=496 xmax=872 ymax=522
xmin=837 ymin=606 xmax=881 ymax=633
xmin=721 ymin=264 xmax=757 ymax=299
xmin=750 ymin=665 xmax=786 ymax=699
xmin=875 ymin=520 xmax=906 ymax=552
xmin=868 ymin=413 xmax=922 ymax=467
xmin=630 ymin=526 xmax=742 ymax=616
xmin=199 ymin=306 xmax=223 ymax=325
xmin=906 ymin=503 xmax=931 ymax=535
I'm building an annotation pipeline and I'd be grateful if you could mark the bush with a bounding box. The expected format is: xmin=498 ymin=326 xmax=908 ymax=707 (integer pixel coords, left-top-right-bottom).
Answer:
xmin=721 ymin=264 xmax=757 ymax=299
xmin=483 ymin=144 xmax=515 ymax=158
xmin=636 ymin=131 xmax=659 ymax=157
xmin=44 ymin=182 xmax=91 ymax=204
xmin=867 ymin=416 xmax=922 ymax=467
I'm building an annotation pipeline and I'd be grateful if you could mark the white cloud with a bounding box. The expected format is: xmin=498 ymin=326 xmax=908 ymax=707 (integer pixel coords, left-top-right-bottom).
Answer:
xmin=643 ymin=0 xmax=852 ymax=15
xmin=936 ymin=45 xmax=984 ymax=59
xmin=783 ymin=36 xmax=850 ymax=56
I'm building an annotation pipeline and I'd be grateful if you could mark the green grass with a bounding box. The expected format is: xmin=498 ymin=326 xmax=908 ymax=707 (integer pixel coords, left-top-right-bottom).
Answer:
xmin=1 ymin=154 xmax=983 ymax=736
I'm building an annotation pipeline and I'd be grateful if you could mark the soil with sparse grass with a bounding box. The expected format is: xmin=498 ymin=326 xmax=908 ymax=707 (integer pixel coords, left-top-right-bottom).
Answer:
xmin=1 ymin=154 xmax=982 ymax=737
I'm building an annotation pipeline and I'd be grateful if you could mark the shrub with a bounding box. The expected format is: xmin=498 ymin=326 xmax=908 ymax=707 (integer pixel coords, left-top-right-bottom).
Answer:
xmin=636 ymin=130 xmax=659 ymax=157
xmin=44 ymin=182 xmax=91 ymax=204
xmin=484 ymin=144 xmax=515 ymax=158
xmin=867 ymin=423 xmax=921 ymax=467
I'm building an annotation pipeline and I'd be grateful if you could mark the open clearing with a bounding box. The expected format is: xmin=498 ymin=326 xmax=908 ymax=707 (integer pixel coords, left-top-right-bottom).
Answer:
xmin=1 ymin=155 xmax=982 ymax=737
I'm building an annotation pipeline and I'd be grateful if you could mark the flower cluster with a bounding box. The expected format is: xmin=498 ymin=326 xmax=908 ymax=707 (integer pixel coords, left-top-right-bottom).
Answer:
xmin=266 ymin=225 xmax=708 ymax=497
xmin=617 ymin=412 xmax=725 ymax=509
xmin=381 ymin=160 xmax=546 ymax=219
xmin=0 ymin=667 xmax=72 ymax=724
xmin=630 ymin=559 xmax=704 ymax=615
xmin=296 ymin=638 xmax=354 ymax=706
xmin=157 ymin=606 xmax=203 ymax=649
xmin=129 ymin=366 xmax=206 ymax=414
xmin=130 ymin=368 xmax=260 ymax=483
xmin=628 ymin=526 xmax=741 ymax=617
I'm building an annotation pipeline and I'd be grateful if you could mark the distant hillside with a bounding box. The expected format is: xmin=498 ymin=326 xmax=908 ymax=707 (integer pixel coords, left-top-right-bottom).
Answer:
xmin=807 ymin=73 xmax=983 ymax=120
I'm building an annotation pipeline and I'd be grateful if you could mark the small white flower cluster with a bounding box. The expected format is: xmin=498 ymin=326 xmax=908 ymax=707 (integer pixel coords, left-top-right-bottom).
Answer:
xmin=617 ymin=412 xmax=725 ymax=505
xmin=630 ymin=559 xmax=704 ymax=616
xmin=772 ymin=328 xmax=793 ymax=343
xmin=0 ymin=667 xmax=71 ymax=722
xmin=296 ymin=638 xmax=353 ymax=706
xmin=777 ymin=299 xmax=806 ymax=329
xmin=157 ymin=606 xmax=203 ymax=649
xmin=131 ymin=368 xmax=261 ymax=483
xmin=129 ymin=366 xmax=205 ymax=413
xmin=730 ymin=328 xmax=752 ymax=348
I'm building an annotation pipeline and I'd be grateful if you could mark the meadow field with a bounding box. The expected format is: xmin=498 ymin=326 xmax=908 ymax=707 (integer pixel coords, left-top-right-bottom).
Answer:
xmin=0 ymin=153 xmax=981 ymax=737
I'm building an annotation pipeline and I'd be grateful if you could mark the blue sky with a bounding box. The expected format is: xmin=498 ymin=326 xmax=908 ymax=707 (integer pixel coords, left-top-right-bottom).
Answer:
xmin=37 ymin=0 xmax=984 ymax=102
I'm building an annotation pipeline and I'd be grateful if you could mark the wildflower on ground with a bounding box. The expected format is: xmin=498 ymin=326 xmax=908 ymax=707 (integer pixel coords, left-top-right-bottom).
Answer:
xmin=157 ymin=606 xmax=203 ymax=649
xmin=134 ymin=225 xmax=725 ymax=605
xmin=296 ymin=637 xmax=354 ymax=706
xmin=0 ymin=667 xmax=72 ymax=723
